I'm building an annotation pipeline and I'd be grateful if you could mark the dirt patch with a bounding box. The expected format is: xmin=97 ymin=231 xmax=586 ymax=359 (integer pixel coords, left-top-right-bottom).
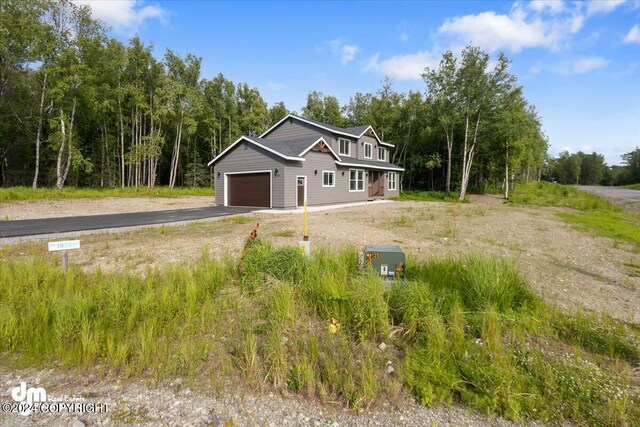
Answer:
xmin=0 ymin=196 xmax=215 ymax=221
xmin=2 ymin=196 xmax=639 ymax=322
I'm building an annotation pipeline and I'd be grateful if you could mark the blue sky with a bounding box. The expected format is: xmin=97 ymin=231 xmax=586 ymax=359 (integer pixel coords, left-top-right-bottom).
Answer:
xmin=75 ymin=0 xmax=640 ymax=165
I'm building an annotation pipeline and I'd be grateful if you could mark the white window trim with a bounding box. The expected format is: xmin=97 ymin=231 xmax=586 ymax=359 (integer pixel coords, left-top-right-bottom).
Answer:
xmin=378 ymin=147 xmax=387 ymax=162
xmin=322 ymin=170 xmax=335 ymax=188
xmin=364 ymin=143 xmax=372 ymax=159
xmin=224 ymin=170 xmax=273 ymax=208
xmin=338 ymin=138 xmax=351 ymax=157
xmin=388 ymin=172 xmax=397 ymax=191
xmin=348 ymin=168 xmax=365 ymax=192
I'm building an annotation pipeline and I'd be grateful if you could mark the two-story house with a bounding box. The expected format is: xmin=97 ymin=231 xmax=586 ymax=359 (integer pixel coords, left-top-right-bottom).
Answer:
xmin=207 ymin=114 xmax=404 ymax=209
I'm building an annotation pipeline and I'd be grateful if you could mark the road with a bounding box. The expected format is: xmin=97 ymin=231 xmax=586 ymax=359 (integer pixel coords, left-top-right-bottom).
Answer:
xmin=578 ymin=185 xmax=640 ymax=211
xmin=0 ymin=205 xmax=255 ymax=238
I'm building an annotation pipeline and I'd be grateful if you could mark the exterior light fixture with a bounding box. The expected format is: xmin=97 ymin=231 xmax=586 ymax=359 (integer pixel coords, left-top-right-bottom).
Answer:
xmin=274 ymin=168 xmax=279 ymax=176
xmin=314 ymin=170 xmax=318 ymax=175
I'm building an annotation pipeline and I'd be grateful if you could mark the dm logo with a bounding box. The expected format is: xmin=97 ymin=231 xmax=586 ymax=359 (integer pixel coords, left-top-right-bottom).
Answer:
xmin=11 ymin=382 xmax=47 ymax=416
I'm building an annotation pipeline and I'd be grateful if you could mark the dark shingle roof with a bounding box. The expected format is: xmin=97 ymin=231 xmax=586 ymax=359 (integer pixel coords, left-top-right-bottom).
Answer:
xmin=244 ymin=135 xmax=321 ymax=158
xmin=290 ymin=115 xmax=372 ymax=137
xmin=342 ymin=125 xmax=370 ymax=135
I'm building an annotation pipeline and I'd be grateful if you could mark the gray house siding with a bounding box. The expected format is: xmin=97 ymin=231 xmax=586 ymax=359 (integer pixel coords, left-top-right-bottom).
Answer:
xmin=214 ymin=141 xmax=285 ymax=207
xmin=284 ymin=151 xmax=368 ymax=208
xmin=266 ymin=119 xmax=333 ymax=142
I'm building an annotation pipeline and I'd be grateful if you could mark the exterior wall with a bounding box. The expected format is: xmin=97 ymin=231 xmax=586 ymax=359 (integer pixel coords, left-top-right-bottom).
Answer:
xmin=213 ymin=141 xmax=285 ymax=208
xmin=284 ymin=151 xmax=368 ymax=208
xmin=384 ymin=171 xmax=400 ymax=198
xmin=266 ymin=118 xmax=333 ymax=141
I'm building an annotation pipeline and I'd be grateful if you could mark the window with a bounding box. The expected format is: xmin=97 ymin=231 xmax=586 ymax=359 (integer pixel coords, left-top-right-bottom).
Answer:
xmin=364 ymin=143 xmax=372 ymax=159
xmin=322 ymin=171 xmax=335 ymax=187
xmin=388 ymin=172 xmax=397 ymax=191
xmin=339 ymin=138 xmax=351 ymax=156
xmin=378 ymin=147 xmax=387 ymax=161
xmin=349 ymin=169 xmax=364 ymax=192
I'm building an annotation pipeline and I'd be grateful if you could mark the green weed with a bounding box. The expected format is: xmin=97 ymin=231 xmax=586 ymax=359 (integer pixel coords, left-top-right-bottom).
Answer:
xmin=0 ymin=242 xmax=637 ymax=425
xmin=0 ymin=186 xmax=213 ymax=202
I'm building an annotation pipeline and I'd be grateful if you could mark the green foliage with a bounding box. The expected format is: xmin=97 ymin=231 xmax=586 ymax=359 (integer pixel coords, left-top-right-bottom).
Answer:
xmin=392 ymin=190 xmax=449 ymax=202
xmin=0 ymin=186 xmax=213 ymax=202
xmin=625 ymin=184 xmax=640 ymax=190
xmin=1 ymin=242 xmax=638 ymax=425
xmin=511 ymin=182 xmax=639 ymax=249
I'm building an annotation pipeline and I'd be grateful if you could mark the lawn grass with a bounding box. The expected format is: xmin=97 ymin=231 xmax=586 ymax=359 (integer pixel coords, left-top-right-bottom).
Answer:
xmin=392 ymin=190 xmax=466 ymax=202
xmin=624 ymin=184 xmax=640 ymax=190
xmin=0 ymin=241 xmax=638 ymax=425
xmin=0 ymin=186 xmax=214 ymax=202
xmin=510 ymin=181 xmax=640 ymax=249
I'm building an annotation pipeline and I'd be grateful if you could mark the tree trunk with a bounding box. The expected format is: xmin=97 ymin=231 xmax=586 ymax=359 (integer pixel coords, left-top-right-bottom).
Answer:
xmin=32 ymin=72 xmax=48 ymax=189
xmin=169 ymin=107 xmax=185 ymax=188
xmin=459 ymin=111 xmax=480 ymax=201
xmin=504 ymin=141 xmax=509 ymax=199
xmin=118 ymin=100 xmax=125 ymax=188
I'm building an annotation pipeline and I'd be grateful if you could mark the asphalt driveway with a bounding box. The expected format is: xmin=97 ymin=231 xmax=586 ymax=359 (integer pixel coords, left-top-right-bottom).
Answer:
xmin=0 ymin=205 xmax=255 ymax=238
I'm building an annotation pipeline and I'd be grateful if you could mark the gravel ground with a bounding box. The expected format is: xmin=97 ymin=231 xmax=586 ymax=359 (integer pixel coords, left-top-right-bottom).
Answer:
xmin=0 ymin=195 xmax=637 ymax=426
xmin=0 ymin=367 xmax=537 ymax=427
xmin=6 ymin=195 xmax=633 ymax=321
xmin=0 ymin=196 xmax=215 ymax=221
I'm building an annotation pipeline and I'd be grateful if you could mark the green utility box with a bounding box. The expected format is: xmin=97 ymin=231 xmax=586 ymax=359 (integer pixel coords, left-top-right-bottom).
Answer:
xmin=364 ymin=245 xmax=405 ymax=280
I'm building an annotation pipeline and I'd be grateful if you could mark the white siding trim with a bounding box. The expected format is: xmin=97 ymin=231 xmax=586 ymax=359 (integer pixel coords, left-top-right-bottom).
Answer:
xmin=298 ymin=137 xmax=342 ymax=160
xmin=335 ymin=161 xmax=405 ymax=172
xmin=208 ymin=136 xmax=305 ymax=166
xmin=224 ymin=170 xmax=273 ymax=208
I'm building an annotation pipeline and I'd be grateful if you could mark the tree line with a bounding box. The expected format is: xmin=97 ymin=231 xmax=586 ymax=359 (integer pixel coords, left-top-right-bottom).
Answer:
xmin=1 ymin=0 xmax=551 ymax=198
xmin=549 ymin=149 xmax=640 ymax=186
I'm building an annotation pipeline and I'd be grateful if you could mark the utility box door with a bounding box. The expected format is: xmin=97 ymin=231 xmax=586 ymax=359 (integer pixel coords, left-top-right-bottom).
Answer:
xmin=364 ymin=245 xmax=405 ymax=280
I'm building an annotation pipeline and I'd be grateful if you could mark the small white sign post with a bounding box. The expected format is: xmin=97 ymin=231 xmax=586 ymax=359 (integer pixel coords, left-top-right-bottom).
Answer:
xmin=48 ymin=240 xmax=80 ymax=271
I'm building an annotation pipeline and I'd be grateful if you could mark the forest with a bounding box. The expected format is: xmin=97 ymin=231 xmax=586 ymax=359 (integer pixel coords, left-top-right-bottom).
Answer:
xmin=1 ymin=0 xmax=601 ymax=200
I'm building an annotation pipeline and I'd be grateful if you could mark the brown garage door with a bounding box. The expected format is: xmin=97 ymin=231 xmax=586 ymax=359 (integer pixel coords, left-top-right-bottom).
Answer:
xmin=228 ymin=172 xmax=270 ymax=207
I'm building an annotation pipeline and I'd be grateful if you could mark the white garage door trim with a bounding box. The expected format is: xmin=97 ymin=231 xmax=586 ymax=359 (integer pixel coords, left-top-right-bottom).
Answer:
xmin=224 ymin=170 xmax=273 ymax=208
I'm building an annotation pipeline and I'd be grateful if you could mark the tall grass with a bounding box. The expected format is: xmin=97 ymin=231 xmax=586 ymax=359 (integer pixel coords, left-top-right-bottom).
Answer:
xmin=0 ymin=186 xmax=213 ymax=202
xmin=0 ymin=241 xmax=638 ymax=424
xmin=511 ymin=182 xmax=640 ymax=249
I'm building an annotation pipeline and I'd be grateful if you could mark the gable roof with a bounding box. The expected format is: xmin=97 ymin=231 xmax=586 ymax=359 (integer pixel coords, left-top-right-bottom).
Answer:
xmin=207 ymin=135 xmax=308 ymax=166
xmin=207 ymin=135 xmax=343 ymax=166
xmin=260 ymin=114 xmax=395 ymax=147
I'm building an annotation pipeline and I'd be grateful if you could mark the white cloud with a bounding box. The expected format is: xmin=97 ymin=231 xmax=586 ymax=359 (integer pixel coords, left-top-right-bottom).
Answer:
xmin=623 ymin=24 xmax=640 ymax=44
xmin=556 ymin=56 xmax=609 ymax=74
xmin=329 ymin=40 xmax=359 ymax=65
xmin=528 ymin=0 xmax=565 ymax=14
xmin=341 ymin=44 xmax=359 ymax=65
xmin=586 ymin=0 xmax=626 ymax=15
xmin=581 ymin=145 xmax=594 ymax=153
xmin=72 ymin=0 xmax=168 ymax=32
xmin=399 ymin=32 xmax=410 ymax=42
xmin=365 ymin=50 xmax=440 ymax=80
xmin=437 ymin=3 xmax=587 ymax=53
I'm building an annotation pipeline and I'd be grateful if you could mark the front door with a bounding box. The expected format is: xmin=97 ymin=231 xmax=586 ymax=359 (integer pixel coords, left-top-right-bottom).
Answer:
xmin=378 ymin=172 xmax=384 ymax=197
xmin=297 ymin=176 xmax=306 ymax=207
